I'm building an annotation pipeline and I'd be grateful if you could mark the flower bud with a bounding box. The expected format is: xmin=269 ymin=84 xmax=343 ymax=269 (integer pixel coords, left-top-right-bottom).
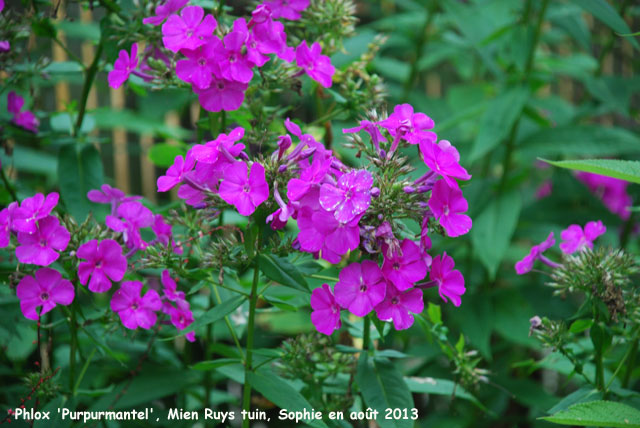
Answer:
xmin=370 ymin=187 xmax=380 ymax=198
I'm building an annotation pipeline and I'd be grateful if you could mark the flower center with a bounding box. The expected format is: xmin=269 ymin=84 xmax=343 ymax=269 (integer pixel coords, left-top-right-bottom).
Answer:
xmin=229 ymin=54 xmax=237 ymax=63
xmin=217 ymin=82 xmax=225 ymax=90
xmin=443 ymin=204 xmax=450 ymax=216
xmin=198 ymin=58 xmax=207 ymax=66
xmin=186 ymin=29 xmax=194 ymax=38
xmin=359 ymin=283 xmax=367 ymax=293
xmin=393 ymin=262 xmax=400 ymax=270
xmin=131 ymin=302 xmax=140 ymax=310
xmin=243 ymin=184 xmax=251 ymax=193
xmin=391 ymin=296 xmax=399 ymax=305
xmin=40 ymin=292 xmax=49 ymax=301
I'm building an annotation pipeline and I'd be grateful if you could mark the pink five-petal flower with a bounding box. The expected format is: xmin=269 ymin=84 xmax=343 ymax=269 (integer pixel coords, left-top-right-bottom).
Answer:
xmin=515 ymin=232 xmax=556 ymax=275
xmin=295 ymin=41 xmax=335 ymax=88
xmin=196 ymin=77 xmax=248 ymax=112
xmin=559 ymin=220 xmax=606 ymax=255
xmin=157 ymin=152 xmax=196 ymax=192
xmin=108 ymin=43 xmax=139 ymax=89
xmin=168 ymin=299 xmax=196 ymax=342
xmin=105 ymin=201 xmax=154 ymax=249
xmin=287 ymin=155 xmax=332 ymax=201
xmin=319 ymin=169 xmax=373 ymax=223
xmin=334 ymin=260 xmax=387 ymax=317
xmin=162 ymin=6 xmax=217 ymax=53
xmin=152 ymin=214 xmax=173 ymax=247
xmin=11 ymin=192 xmax=59 ymax=233
xmin=312 ymin=209 xmax=361 ymax=256
xmin=420 ymin=140 xmax=471 ymax=189
xmin=576 ymin=172 xmax=632 ymax=220
xmin=263 ymin=0 xmax=310 ymax=20
xmin=190 ymin=127 xmax=246 ymax=164
xmin=430 ymin=252 xmax=465 ymax=307
xmin=15 ymin=216 xmax=70 ymax=266
xmin=17 ymin=268 xmax=74 ymax=321
xmin=110 ymin=281 xmax=162 ymax=330
xmin=7 ymin=92 xmax=39 ymax=133
xmin=143 ymin=0 xmax=189 ymax=26
xmin=378 ymin=104 xmax=437 ymax=145
xmin=382 ymin=239 xmax=427 ymax=291
xmin=176 ymin=38 xmax=222 ymax=89
xmin=311 ymin=283 xmax=341 ymax=335
xmin=218 ymin=18 xmax=254 ymax=83
xmin=374 ymin=284 xmax=423 ymax=330
xmin=250 ymin=12 xmax=294 ymax=62
xmin=0 ymin=202 xmax=18 ymax=248
xmin=77 ymin=239 xmax=127 ymax=293
xmin=428 ymin=180 xmax=472 ymax=237
xmin=218 ymin=161 xmax=269 ymax=216
xmin=162 ymin=269 xmax=185 ymax=302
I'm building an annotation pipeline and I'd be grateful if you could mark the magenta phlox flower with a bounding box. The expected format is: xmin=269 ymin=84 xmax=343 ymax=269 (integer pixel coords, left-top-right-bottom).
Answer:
xmin=381 ymin=239 xmax=427 ymax=291
xmin=577 ymin=172 xmax=632 ymax=219
xmin=250 ymin=8 xmax=295 ymax=62
xmin=168 ymin=299 xmax=196 ymax=341
xmin=420 ymin=140 xmax=471 ymax=189
xmin=334 ymin=260 xmax=387 ymax=317
xmin=17 ymin=268 xmax=74 ymax=320
xmin=162 ymin=269 xmax=185 ymax=302
xmin=287 ymin=155 xmax=332 ymax=201
xmin=313 ymin=209 xmax=361 ymax=255
xmin=105 ymin=201 xmax=154 ymax=249
xmin=428 ymin=180 xmax=471 ymax=237
xmin=152 ymin=214 xmax=173 ymax=246
xmin=111 ymin=281 xmax=162 ymax=330
xmin=218 ymin=161 xmax=269 ymax=216
xmin=319 ymin=169 xmax=373 ymax=223
xmin=12 ymin=192 xmax=59 ymax=233
xmin=162 ymin=6 xmax=217 ymax=52
xmin=77 ymin=239 xmax=127 ymax=293
xmin=343 ymin=120 xmax=385 ymax=153
xmin=0 ymin=41 xmax=10 ymax=52
xmin=430 ymin=252 xmax=465 ymax=306
xmin=378 ymin=104 xmax=436 ymax=145
xmin=196 ymin=77 xmax=248 ymax=112
xmin=108 ymin=43 xmax=139 ymax=89
xmin=295 ymin=41 xmax=335 ymax=88
xmin=16 ymin=216 xmax=70 ymax=266
xmin=560 ymin=220 xmax=606 ymax=254
xmin=190 ymin=127 xmax=246 ymax=164
xmin=0 ymin=202 xmax=18 ymax=248
xmin=87 ymin=184 xmax=141 ymax=216
xmin=176 ymin=39 xmax=222 ymax=89
xmin=157 ymin=151 xmax=196 ymax=192
xmin=374 ymin=284 xmax=423 ymax=330
xmin=217 ymin=18 xmax=254 ymax=83
xmin=311 ymin=283 xmax=341 ymax=335
xmin=7 ymin=91 xmax=39 ymax=133
xmin=263 ymin=0 xmax=309 ymax=20
xmin=420 ymin=217 xmax=433 ymax=266
xmin=143 ymin=0 xmax=189 ymax=26
xmin=515 ymin=232 xmax=556 ymax=275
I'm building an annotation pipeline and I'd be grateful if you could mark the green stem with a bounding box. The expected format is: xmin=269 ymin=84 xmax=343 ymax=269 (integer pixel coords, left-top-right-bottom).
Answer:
xmin=362 ymin=316 xmax=371 ymax=351
xmin=73 ymin=348 xmax=96 ymax=396
xmin=54 ymin=37 xmax=84 ymax=66
xmin=1 ymin=168 xmax=18 ymax=202
xmin=499 ymin=0 xmax=548 ymax=191
xmin=216 ymin=0 xmax=225 ymax=17
xmin=242 ymin=234 xmax=262 ymax=428
xmin=74 ymin=40 xmax=103 ymax=137
xmin=596 ymin=0 xmax=630 ymax=77
xmin=402 ymin=0 xmax=437 ymax=100
xmin=69 ymin=304 xmax=78 ymax=392
xmin=595 ymin=345 xmax=605 ymax=392
xmin=211 ymin=280 xmax=246 ymax=359
xmin=623 ymin=334 xmax=639 ymax=388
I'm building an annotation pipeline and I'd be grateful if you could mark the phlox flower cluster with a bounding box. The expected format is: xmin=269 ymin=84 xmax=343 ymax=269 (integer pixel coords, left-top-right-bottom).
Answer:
xmin=576 ymin=172 xmax=632 ymax=220
xmin=3 ymin=185 xmax=194 ymax=338
xmin=108 ymin=0 xmax=335 ymax=112
xmin=515 ymin=220 xmax=606 ymax=275
xmin=6 ymin=91 xmax=39 ymax=133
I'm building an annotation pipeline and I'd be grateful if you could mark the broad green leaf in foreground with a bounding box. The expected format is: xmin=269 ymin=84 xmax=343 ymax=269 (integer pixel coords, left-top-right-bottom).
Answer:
xmin=181 ymin=295 xmax=245 ymax=336
xmin=471 ymin=190 xmax=522 ymax=279
xmin=404 ymin=376 xmax=486 ymax=411
xmin=356 ymin=355 xmax=414 ymax=428
xmin=543 ymin=158 xmax=640 ymax=184
xmin=259 ymin=254 xmax=310 ymax=292
xmin=58 ymin=144 xmax=104 ymax=222
xmin=541 ymin=400 xmax=640 ymax=427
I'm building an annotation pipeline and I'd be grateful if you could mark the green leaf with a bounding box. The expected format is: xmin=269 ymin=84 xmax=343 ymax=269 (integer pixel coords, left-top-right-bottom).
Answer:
xmin=471 ymin=190 xmax=522 ymax=279
xmin=543 ymin=158 xmax=640 ymax=184
xmin=519 ymin=126 xmax=640 ymax=158
xmin=247 ymin=368 xmax=328 ymax=428
xmin=31 ymin=18 xmax=57 ymax=38
xmin=427 ymin=302 xmax=442 ymax=325
xmin=569 ymin=0 xmax=638 ymax=49
xmin=469 ymin=86 xmax=529 ymax=162
xmin=58 ymin=144 xmax=104 ymax=222
xmin=148 ymin=143 xmax=186 ymax=167
xmin=548 ymin=387 xmax=602 ymax=414
xmin=182 ymin=295 xmax=244 ymax=336
xmin=191 ymin=358 xmax=241 ymax=371
xmin=541 ymin=400 xmax=640 ymax=427
xmin=356 ymin=355 xmax=414 ymax=428
xmin=259 ymin=254 xmax=310 ymax=292
xmin=569 ymin=319 xmax=594 ymax=334
xmin=404 ymin=376 xmax=486 ymax=411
